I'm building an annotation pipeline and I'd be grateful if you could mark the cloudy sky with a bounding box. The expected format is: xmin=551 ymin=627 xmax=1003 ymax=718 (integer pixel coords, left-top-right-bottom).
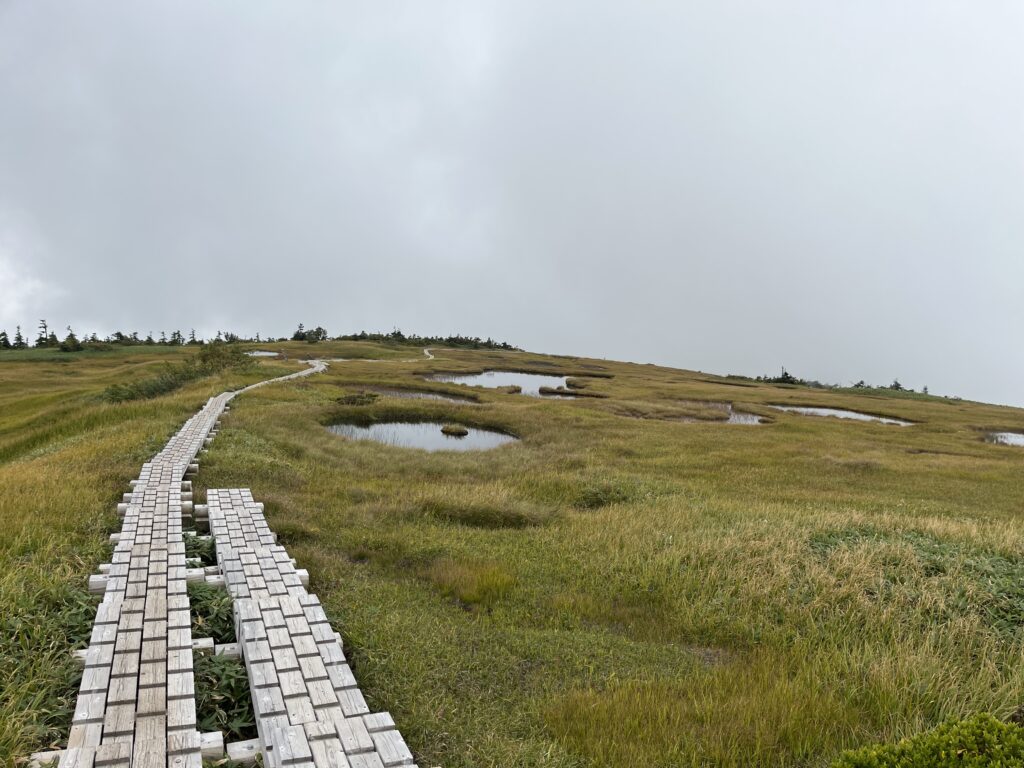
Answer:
xmin=1 ymin=2 xmax=1021 ymax=405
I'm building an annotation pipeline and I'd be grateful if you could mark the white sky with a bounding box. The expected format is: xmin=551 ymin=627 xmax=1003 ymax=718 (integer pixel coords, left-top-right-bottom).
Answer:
xmin=1 ymin=2 xmax=1022 ymax=405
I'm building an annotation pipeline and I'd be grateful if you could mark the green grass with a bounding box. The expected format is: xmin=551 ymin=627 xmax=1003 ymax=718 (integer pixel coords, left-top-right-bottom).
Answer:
xmin=3 ymin=343 xmax=1024 ymax=766
xmin=188 ymin=582 xmax=236 ymax=645
xmin=193 ymin=653 xmax=256 ymax=742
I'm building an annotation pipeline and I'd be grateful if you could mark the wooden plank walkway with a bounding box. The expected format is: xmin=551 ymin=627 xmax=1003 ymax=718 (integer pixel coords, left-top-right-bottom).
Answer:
xmin=32 ymin=362 xmax=338 ymax=768
xmin=205 ymin=489 xmax=416 ymax=768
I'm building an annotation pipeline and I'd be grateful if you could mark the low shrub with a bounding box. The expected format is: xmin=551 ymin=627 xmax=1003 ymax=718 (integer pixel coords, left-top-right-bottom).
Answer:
xmin=335 ymin=392 xmax=379 ymax=406
xmin=193 ymin=652 xmax=256 ymax=742
xmin=423 ymin=558 xmax=514 ymax=610
xmin=576 ymin=480 xmax=634 ymax=509
xmin=832 ymin=714 xmax=1024 ymax=767
xmin=421 ymin=498 xmax=557 ymax=529
xmin=188 ymin=582 xmax=235 ymax=645
xmin=102 ymin=345 xmax=254 ymax=403
xmin=183 ymin=532 xmax=216 ymax=567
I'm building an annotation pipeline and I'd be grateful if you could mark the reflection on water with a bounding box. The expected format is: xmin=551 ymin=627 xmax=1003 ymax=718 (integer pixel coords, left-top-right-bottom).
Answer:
xmin=771 ymin=405 xmax=911 ymax=426
xmin=426 ymin=371 xmax=569 ymax=397
xmin=246 ymin=350 xmax=280 ymax=357
xmin=988 ymin=432 xmax=1024 ymax=447
xmin=326 ymin=422 xmax=516 ymax=452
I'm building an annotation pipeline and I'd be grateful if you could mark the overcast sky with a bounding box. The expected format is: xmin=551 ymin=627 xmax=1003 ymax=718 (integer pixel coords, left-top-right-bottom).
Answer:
xmin=1 ymin=2 xmax=1021 ymax=405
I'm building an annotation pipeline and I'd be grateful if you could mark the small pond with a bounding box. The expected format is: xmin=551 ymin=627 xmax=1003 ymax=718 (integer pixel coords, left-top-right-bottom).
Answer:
xmin=771 ymin=405 xmax=911 ymax=426
xmin=426 ymin=371 xmax=569 ymax=397
xmin=246 ymin=350 xmax=280 ymax=358
xmin=726 ymin=409 xmax=764 ymax=425
xmin=987 ymin=432 xmax=1024 ymax=447
xmin=326 ymin=422 xmax=517 ymax=452
xmin=367 ymin=388 xmax=477 ymax=405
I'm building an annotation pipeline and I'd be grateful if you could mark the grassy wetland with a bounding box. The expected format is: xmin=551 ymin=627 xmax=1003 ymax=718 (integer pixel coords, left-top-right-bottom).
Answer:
xmin=3 ymin=342 xmax=1024 ymax=766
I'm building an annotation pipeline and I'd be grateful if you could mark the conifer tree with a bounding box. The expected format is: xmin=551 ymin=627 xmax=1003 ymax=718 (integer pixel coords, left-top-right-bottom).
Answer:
xmin=0 ymin=330 xmax=10 ymax=349
xmin=36 ymin=319 xmax=50 ymax=347
xmin=13 ymin=326 xmax=27 ymax=349
xmin=60 ymin=326 xmax=83 ymax=352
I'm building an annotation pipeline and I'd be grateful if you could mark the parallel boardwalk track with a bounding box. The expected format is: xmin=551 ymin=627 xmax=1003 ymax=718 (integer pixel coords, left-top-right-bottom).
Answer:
xmin=30 ymin=361 xmax=417 ymax=768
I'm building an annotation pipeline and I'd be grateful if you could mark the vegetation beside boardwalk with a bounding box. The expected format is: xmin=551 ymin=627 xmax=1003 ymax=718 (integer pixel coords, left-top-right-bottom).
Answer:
xmin=2 ymin=342 xmax=1024 ymax=766
xmin=0 ymin=348 xmax=304 ymax=760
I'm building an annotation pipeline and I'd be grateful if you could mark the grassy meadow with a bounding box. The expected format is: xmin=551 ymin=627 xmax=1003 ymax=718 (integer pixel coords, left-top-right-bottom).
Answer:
xmin=2 ymin=342 xmax=1024 ymax=766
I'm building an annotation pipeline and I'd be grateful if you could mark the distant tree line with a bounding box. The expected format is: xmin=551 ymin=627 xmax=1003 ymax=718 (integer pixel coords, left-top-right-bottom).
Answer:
xmin=753 ymin=367 xmax=929 ymax=395
xmin=335 ymin=328 xmax=517 ymax=350
xmin=0 ymin=320 xmax=518 ymax=353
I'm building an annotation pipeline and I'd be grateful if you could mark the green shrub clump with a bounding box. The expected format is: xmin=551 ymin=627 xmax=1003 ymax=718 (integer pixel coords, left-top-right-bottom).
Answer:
xmin=833 ymin=714 xmax=1024 ymax=767
xmin=193 ymin=652 xmax=256 ymax=741
xmin=183 ymin=532 xmax=217 ymax=567
xmin=102 ymin=344 xmax=254 ymax=403
xmin=187 ymin=582 xmax=235 ymax=645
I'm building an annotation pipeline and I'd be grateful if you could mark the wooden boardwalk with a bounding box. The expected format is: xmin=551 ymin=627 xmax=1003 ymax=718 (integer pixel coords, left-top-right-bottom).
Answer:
xmin=205 ymin=489 xmax=415 ymax=768
xmin=31 ymin=361 xmax=415 ymax=768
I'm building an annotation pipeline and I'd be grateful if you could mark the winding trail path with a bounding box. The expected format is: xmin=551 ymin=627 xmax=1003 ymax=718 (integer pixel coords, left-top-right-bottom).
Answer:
xmin=32 ymin=359 xmax=418 ymax=768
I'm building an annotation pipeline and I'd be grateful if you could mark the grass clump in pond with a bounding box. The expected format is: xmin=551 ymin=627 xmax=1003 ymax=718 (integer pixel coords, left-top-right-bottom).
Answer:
xmin=440 ymin=424 xmax=469 ymax=437
xmin=194 ymin=652 xmax=256 ymax=742
xmin=188 ymin=582 xmax=235 ymax=644
xmin=336 ymin=392 xmax=379 ymax=406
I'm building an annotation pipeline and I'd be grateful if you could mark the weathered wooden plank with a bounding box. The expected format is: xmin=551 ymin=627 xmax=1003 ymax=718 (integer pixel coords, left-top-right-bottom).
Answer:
xmin=272 ymin=725 xmax=313 ymax=765
xmin=71 ymin=693 xmax=106 ymax=725
xmin=345 ymin=754 xmax=384 ymax=768
xmin=370 ymin=731 xmax=414 ymax=767
xmin=330 ymin=715 xmax=374 ymax=755
xmin=309 ymin=737 xmax=350 ymax=768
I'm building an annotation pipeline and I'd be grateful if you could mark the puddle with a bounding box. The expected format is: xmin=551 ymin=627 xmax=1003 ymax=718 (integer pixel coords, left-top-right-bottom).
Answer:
xmin=726 ymin=409 xmax=764 ymax=425
xmin=326 ymin=422 xmax=517 ymax=451
xmin=366 ymin=388 xmax=477 ymax=404
xmin=426 ymin=371 xmax=569 ymax=397
xmin=987 ymin=432 xmax=1024 ymax=447
xmin=246 ymin=350 xmax=280 ymax=358
xmin=771 ymin=405 xmax=911 ymax=426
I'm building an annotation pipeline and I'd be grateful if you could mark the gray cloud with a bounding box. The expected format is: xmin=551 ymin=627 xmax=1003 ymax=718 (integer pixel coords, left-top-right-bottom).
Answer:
xmin=1 ymin=1 xmax=1021 ymax=404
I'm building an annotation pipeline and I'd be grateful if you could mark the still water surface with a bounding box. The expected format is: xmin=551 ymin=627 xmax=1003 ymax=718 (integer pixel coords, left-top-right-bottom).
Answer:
xmin=327 ymin=422 xmax=517 ymax=452
xmin=426 ymin=371 xmax=569 ymax=397
xmin=771 ymin=405 xmax=911 ymax=426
